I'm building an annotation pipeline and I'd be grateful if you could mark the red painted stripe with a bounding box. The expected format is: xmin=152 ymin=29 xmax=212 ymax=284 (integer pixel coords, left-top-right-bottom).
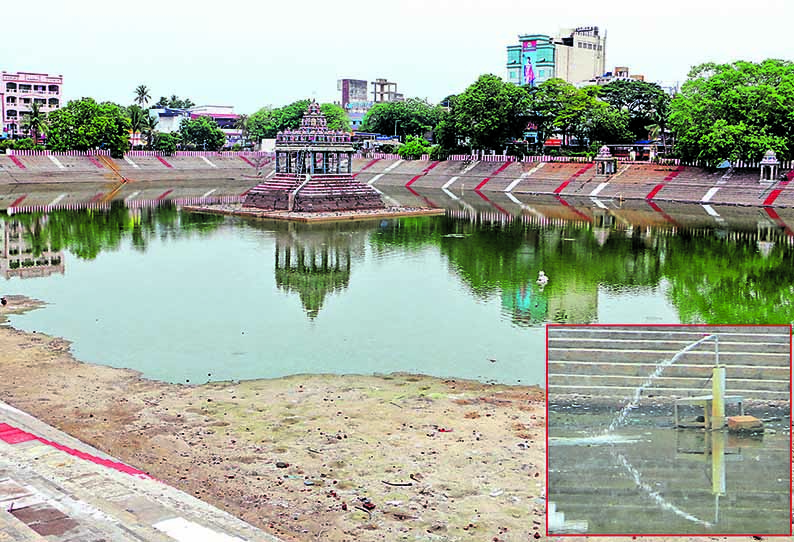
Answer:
xmin=475 ymin=190 xmax=510 ymax=216
xmin=405 ymin=161 xmax=441 ymax=188
xmin=764 ymin=207 xmax=794 ymax=236
xmin=0 ymin=423 xmax=153 ymax=479
xmin=156 ymin=189 xmax=174 ymax=201
xmin=86 ymin=156 xmax=104 ymax=168
xmin=787 ymin=170 xmax=794 ymax=182
xmin=647 ymin=200 xmax=679 ymax=225
xmin=239 ymin=188 xmax=252 ymax=197
xmin=239 ymin=155 xmax=255 ymax=167
xmin=646 ymin=183 xmax=666 ymax=200
xmin=556 ymin=196 xmax=592 ymax=222
xmin=553 ymin=180 xmax=570 ymax=194
xmin=553 ymin=163 xmax=594 ymax=194
xmin=763 ymin=189 xmax=784 ymax=206
xmin=9 ymin=195 xmax=27 ymax=208
xmin=0 ymin=423 xmax=37 ymax=444
xmin=475 ymin=162 xmax=513 ymax=191
xmin=156 ymin=156 xmax=174 ymax=168
xmin=9 ymin=156 xmax=26 ymax=169
xmin=352 ymin=158 xmax=381 ymax=178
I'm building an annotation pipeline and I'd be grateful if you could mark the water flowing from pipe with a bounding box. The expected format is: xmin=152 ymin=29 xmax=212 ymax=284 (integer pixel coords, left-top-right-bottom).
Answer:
xmin=603 ymin=334 xmax=716 ymax=435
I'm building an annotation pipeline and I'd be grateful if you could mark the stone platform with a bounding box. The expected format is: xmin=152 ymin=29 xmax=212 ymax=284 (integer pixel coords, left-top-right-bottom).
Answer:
xmin=183 ymin=203 xmax=445 ymax=223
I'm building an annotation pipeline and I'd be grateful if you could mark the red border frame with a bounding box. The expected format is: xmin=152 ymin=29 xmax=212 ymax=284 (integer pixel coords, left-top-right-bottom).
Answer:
xmin=545 ymin=323 xmax=793 ymax=538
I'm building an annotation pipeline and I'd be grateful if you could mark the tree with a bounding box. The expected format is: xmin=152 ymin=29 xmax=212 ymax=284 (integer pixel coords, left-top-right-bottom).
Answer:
xmin=142 ymin=114 xmax=159 ymax=149
xmin=599 ymin=79 xmax=668 ymax=141
xmin=153 ymin=96 xmax=169 ymax=108
xmin=320 ymin=103 xmax=351 ymax=132
xmin=449 ymin=74 xmax=529 ymax=152
xmin=46 ymin=98 xmax=130 ymax=157
xmin=247 ymin=100 xmax=348 ymax=142
xmin=128 ymin=105 xmax=147 ymax=149
xmin=179 ymin=116 xmax=226 ymax=150
xmin=134 ymin=85 xmax=151 ymax=107
xmin=397 ymin=135 xmax=432 ymax=159
xmin=669 ymin=60 xmax=794 ymax=164
xmin=234 ymin=114 xmax=249 ymax=147
xmin=153 ymin=132 xmax=177 ymax=155
xmin=22 ymin=102 xmax=46 ymax=144
xmin=167 ymin=95 xmax=195 ymax=109
xmin=361 ymin=98 xmax=444 ymax=139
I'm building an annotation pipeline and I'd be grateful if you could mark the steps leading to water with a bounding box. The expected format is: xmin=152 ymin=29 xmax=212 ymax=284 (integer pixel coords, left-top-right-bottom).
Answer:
xmin=547 ymin=326 xmax=791 ymax=400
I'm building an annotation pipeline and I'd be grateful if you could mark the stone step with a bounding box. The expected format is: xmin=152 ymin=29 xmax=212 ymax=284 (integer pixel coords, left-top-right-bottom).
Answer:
xmin=548 ymin=327 xmax=788 ymax=342
xmin=548 ymin=338 xmax=790 ymax=353
xmin=547 ymin=384 xmax=790 ymax=400
xmin=548 ymin=374 xmax=790 ymax=392
xmin=548 ymin=348 xmax=789 ymax=365
xmin=549 ymin=361 xmax=790 ymax=380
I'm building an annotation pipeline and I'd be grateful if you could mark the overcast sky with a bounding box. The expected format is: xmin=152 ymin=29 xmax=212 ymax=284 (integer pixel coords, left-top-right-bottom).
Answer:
xmin=2 ymin=0 xmax=791 ymax=113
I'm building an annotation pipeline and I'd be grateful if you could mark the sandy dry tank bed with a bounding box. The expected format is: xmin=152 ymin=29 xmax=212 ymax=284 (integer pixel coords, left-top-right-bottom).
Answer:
xmin=0 ymin=296 xmax=545 ymax=541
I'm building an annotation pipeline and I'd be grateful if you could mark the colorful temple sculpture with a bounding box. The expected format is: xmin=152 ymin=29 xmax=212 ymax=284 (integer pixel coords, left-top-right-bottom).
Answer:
xmin=243 ymin=101 xmax=385 ymax=212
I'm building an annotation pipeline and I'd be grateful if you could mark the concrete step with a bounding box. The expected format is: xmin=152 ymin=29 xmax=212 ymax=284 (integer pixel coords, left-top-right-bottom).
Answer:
xmin=548 ymin=374 xmax=790 ymax=392
xmin=548 ymin=348 xmax=789 ymax=365
xmin=547 ymin=384 xmax=790 ymax=400
xmin=549 ymin=361 xmax=790 ymax=380
xmin=548 ymin=338 xmax=790 ymax=353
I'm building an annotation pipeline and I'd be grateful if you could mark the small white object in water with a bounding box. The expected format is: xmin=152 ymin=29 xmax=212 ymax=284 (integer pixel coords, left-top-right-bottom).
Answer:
xmin=537 ymin=270 xmax=549 ymax=286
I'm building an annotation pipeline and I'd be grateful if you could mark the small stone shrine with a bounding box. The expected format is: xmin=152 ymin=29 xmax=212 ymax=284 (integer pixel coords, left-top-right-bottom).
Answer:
xmin=594 ymin=145 xmax=618 ymax=176
xmin=759 ymin=149 xmax=780 ymax=182
xmin=243 ymin=101 xmax=385 ymax=212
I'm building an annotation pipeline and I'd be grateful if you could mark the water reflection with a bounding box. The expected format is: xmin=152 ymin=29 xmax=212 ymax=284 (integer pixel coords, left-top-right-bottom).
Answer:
xmin=1 ymin=218 xmax=64 ymax=279
xmin=3 ymin=195 xmax=794 ymax=325
xmin=271 ymin=222 xmax=367 ymax=319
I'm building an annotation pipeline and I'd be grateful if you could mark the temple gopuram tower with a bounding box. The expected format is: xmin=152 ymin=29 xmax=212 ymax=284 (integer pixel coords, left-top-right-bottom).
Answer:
xmin=244 ymin=101 xmax=385 ymax=212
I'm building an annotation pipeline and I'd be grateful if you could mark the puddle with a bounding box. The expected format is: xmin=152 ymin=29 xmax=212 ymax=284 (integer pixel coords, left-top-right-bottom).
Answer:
xmin=548 ymin=420 xmax=791 ymax=535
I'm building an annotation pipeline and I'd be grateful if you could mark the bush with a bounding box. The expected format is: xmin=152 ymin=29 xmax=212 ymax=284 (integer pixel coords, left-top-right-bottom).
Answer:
xmin=231 ymin=143 xmax=242 ymax=151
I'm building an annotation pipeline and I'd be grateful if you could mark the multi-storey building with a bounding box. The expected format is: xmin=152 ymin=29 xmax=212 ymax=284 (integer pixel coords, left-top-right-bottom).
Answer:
xmin=148 ymin=105 xmax=242 ymax=147
xmin=336 ymin=78 xmax=404 ymax=131
xmin=506 ymin=27 xmax=606 ymax=87
xmin=371 ymin=78 xmax=403 ymax=103
xmin=1 ymin=71 xmax=63 ymax=139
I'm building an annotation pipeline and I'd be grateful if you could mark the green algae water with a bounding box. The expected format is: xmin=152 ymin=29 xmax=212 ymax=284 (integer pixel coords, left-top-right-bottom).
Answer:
xmin=2 ymin=199 xmax=794 ymax=385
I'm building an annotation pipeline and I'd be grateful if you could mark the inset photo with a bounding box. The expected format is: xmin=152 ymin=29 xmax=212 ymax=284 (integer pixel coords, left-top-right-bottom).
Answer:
xmin=546 ymin=324 xmax=792 ymax=536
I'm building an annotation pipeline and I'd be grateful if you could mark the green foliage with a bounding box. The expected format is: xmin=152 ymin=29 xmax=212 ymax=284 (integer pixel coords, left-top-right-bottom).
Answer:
xmin=360 ymin=98 xmax=444 ymax=138
xmin=46 ymin=98 xmax=130 ymax=158
xmin=447 ymin=74 xmax=529 ymax=152
xmin=153 ymin=132 xmax=177 ymax=155
xmin=669 ymin=60 xmax=794 ymax=164
xmin=0 ymin=138 xmax=44 ymax=151
xmin=248 ymin=100 xmax=350 ymax=142
xmin=397 ymin=135 xmax=432 ymax=159
xmin=320 ymin=103 xmax=351 ymax=132
xmin=599 ymin=79 xmax=669 ymax=141
xmin=21 ymin=103 xmax=47 ymax=144
xmin=134 ymin=84 xmax=151 ymax=107
xmin=152 ymin=95 xmax=195 ymax=109
xmin=179 ymin=116 xmax=226 ymax=151
xmin=128 ymin=105 xmax=147 ymax=149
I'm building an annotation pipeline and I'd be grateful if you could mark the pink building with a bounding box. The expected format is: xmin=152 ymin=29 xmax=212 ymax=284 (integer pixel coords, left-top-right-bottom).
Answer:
xmin=1 ymin=71 xmax=63 ymax=140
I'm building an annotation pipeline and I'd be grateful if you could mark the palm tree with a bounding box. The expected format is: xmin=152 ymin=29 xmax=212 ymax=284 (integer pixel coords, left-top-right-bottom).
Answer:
xmin=128 ymin=105 xmax=146 ymax=149
xmin=142 ymin=114 xmax=159 ymax=149
xmin=235 ymin=114 xmax=249 ymax=147
xmin=22 ymin=102 xmax=46 ymax=144
xmin=134 ymin=85 xmax=151 ymax=107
